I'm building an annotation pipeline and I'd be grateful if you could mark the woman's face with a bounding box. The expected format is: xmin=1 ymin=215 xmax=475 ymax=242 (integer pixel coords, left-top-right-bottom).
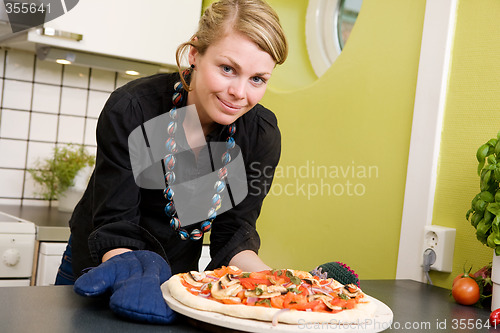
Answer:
xmin=188 ymin=31 xmax=276 ymax=132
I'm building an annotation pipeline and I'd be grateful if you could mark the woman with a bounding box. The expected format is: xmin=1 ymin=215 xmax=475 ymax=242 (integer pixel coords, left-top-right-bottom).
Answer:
xmin=55 ymin=0 xmax=288 ymax=324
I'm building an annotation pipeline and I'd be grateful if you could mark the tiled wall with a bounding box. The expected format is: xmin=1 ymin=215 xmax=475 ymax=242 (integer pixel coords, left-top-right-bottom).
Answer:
xmin=0 ymin=48 xmax=133 ymax=206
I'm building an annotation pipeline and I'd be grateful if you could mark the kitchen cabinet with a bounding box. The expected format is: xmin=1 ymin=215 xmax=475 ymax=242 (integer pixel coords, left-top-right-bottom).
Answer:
xmin=23 ymin=0 xmax=202 ymax=67
xmin=36 ymin=242 xmax=67 ymax=286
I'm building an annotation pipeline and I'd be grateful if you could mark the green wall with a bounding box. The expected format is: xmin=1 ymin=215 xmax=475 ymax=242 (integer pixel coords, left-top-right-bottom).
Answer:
xmin=430 ymin=0 xmax=500 ymax=289
xmin=200 ymin=0 xmax=426 ymax=279
xmin=257 ymin=0 xmax=426 ymax=279
xmin=200 ymin=0 xmax=500 ymax=287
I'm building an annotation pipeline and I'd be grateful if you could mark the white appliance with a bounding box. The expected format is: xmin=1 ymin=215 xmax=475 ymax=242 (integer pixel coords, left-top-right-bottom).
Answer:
xmin=0 ymin=212 xmax=36 ymax=286
xmin=36 ymin=242 xmax=67 ymax=286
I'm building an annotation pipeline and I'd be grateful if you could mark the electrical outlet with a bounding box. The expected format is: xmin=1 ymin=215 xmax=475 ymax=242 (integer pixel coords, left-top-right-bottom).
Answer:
xmin=422 ymin=225 xmax=456 ymax=272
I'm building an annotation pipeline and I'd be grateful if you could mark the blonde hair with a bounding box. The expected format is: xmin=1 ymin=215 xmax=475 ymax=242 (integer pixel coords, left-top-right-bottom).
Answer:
xmin=176 ymin=0 xmax=288 ymax=90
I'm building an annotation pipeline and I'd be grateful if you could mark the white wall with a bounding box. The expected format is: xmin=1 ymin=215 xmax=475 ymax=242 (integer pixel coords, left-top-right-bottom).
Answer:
xmin=0 ymin=49 xmax=133 ymax=205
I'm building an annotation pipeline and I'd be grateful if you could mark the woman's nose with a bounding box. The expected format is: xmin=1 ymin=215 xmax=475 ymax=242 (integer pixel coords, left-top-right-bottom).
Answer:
xmin=228 ymin=79 xmax=245 ymax=99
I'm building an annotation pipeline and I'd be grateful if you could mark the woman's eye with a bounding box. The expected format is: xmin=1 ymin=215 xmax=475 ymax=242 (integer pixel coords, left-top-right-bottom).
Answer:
xmin=251 ymin=76 xmax=265 ymax=85
xmin=221 ymin=65 xmax=233 ymax=74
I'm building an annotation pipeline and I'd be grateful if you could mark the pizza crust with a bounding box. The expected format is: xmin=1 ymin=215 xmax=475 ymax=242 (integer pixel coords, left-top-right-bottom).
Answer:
xmin=164 ymin=274 xmax=377 ymax=325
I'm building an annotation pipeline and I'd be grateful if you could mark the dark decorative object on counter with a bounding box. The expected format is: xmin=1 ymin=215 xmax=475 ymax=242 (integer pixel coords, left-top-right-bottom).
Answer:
xmin=310 ymin=261 xmax=360 ymax=286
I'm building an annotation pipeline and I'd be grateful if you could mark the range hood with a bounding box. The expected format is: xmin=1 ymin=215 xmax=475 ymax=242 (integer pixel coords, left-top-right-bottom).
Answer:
xmin=35 ymin=45 xmax=163 ymax=77
xmin=0 ymin=28 xmax=169 ymax=77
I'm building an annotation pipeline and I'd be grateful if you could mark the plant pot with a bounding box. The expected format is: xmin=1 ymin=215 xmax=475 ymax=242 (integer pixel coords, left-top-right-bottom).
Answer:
xmin=57 ymin=187 xmax=84 ymax=213
xmin=57 ymin=166 xmax=92 ymax=213
xmin=491 ymin=251 xmax=500 ymax=311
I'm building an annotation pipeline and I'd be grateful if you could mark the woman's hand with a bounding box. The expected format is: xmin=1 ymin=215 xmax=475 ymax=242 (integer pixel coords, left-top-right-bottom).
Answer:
xmin=102 ymin=248 xmax=132 ymax=262
xmin=229 ymin=250 xmax=271 ymax=272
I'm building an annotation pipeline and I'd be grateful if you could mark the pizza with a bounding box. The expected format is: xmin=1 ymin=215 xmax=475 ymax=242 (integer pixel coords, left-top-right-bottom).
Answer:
xmin=163 ymin=266 xmax=377 ymax=326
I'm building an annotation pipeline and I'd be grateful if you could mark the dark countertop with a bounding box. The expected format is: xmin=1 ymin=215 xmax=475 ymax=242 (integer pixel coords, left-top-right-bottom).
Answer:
xmin=0 ymin=204 xmax=71 ymax=242
xmin=0 ymin=280 xmax=494 ymax=333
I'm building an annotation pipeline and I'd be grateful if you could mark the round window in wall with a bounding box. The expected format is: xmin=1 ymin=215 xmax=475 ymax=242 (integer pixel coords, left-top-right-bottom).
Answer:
xmin=306 ymin=0 xmax=362 ymax=77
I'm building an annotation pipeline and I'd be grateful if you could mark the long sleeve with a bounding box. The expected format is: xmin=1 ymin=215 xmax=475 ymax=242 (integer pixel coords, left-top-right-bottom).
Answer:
xmin=70 ymin=74 xmax=177 ymax=272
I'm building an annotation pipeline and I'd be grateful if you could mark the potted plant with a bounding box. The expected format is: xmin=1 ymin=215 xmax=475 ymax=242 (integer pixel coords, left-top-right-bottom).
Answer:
xmin=467 ymin=131 xmax=500 ymax=251
xmin=466 ymin=130 xmax=500 ymax=310
xmin=29 ymin=144 xmax=95 ymax=211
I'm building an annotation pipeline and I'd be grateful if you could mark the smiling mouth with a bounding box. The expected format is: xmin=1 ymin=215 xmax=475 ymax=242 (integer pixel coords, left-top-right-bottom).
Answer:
xmin=218 ymin=97 xmax=243 ymax=114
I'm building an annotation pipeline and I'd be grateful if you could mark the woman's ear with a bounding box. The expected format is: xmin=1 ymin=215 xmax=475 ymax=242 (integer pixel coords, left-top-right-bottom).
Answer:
xmin=188 ymin=37 xmax=199 ymax=67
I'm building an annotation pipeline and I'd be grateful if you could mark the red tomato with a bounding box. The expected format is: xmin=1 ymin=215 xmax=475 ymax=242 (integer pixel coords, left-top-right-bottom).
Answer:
xmin=213 ymin=266 xmax=242 ymax=277
xmin=345 ymin=299 xmax=357 ymax=309
xmin=283 ymin=292 xmax=307 ymax=309
xmin=452 ymin=273 xmax=470 ymax=287
xmin=221 ymin=298 xmax=240 ymax=305
xmin=290 ymin=300 xmax=321 ymax=311
xmin=238 ymin=277 xmax=272 ymax=288
xmin=270 ymin=295 xmax=285 ymax=309
xmin=451 ymin=277 xmax=480 ymax=305
xmin=490 ymin=308 xmax=500 ymax=327
xmin=240 ymin=280 xmax=256 ymax=290
xmin=311 ymin=301 xmax=329 ymax=312
xmin=249 ymin=271 xmax=270 ymax=280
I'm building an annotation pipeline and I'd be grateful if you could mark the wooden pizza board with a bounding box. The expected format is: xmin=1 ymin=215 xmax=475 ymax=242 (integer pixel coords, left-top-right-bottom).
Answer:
xmin=162 ymin=284 xmax=393 ymax=333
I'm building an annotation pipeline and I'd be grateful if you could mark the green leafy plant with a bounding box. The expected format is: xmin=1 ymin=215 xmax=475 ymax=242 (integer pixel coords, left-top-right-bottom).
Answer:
xmin=466 ymin=131 xmax=500 ymax=254
xmin=29 ymin=145 xmax=95 ymax=200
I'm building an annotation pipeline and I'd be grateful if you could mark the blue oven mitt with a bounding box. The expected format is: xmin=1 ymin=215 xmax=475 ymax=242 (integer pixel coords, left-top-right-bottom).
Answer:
xmin=73 ymin=250 xmax=176 ymax=324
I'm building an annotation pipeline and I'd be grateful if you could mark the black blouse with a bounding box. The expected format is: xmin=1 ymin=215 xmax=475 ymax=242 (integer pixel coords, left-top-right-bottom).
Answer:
xmin=69 ymin=73 xmax=281 ymax=277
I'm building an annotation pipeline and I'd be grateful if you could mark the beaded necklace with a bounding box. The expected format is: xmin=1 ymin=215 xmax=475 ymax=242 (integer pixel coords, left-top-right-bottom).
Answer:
xmin=163 ymin=79 xmax=236 ymax=241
